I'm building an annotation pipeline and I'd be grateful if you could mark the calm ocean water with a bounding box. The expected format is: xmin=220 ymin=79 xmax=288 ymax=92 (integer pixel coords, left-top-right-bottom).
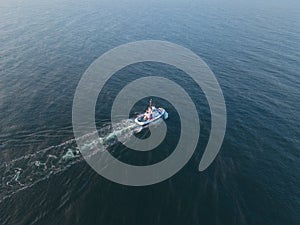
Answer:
xmin=0 ymin=0 xmax=299 ymax=224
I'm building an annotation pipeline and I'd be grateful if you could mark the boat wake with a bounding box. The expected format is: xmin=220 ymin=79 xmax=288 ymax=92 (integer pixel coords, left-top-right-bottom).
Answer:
xmin=0 ymin=119 xmax=140 ymax=203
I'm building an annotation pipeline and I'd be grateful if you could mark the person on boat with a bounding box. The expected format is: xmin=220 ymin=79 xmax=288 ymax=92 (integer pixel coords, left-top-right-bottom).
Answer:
xmin=148 ymin=99 xmax=153 ymax=119
xmin=144 ymin=108 xmax=150 ymax=121
xmin=143 ymin=114 xmax=148 ymax=121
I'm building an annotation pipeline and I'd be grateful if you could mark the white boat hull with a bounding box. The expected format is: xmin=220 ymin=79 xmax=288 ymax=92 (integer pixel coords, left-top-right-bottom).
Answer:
xmin=134 ymin=108 xmax=167 ymax=126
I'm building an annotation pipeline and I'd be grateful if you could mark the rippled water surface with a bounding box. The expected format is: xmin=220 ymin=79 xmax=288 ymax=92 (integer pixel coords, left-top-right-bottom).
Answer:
xmin=0 ymin=0 xmax=299 ymax=224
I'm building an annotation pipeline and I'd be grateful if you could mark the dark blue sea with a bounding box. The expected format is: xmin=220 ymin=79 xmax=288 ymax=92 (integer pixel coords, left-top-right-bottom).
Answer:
xmin=0 ymin=0 xmax=299 ymax=224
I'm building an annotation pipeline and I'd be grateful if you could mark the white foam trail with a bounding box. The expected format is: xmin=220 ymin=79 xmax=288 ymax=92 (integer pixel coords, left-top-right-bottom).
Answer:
xmin=0 ymin=119 xmax=138 ymax=203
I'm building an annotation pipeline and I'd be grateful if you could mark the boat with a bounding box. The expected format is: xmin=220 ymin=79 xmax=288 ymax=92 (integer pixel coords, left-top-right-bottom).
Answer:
xmin=134 ymin=99 xmax=168 ymax=126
